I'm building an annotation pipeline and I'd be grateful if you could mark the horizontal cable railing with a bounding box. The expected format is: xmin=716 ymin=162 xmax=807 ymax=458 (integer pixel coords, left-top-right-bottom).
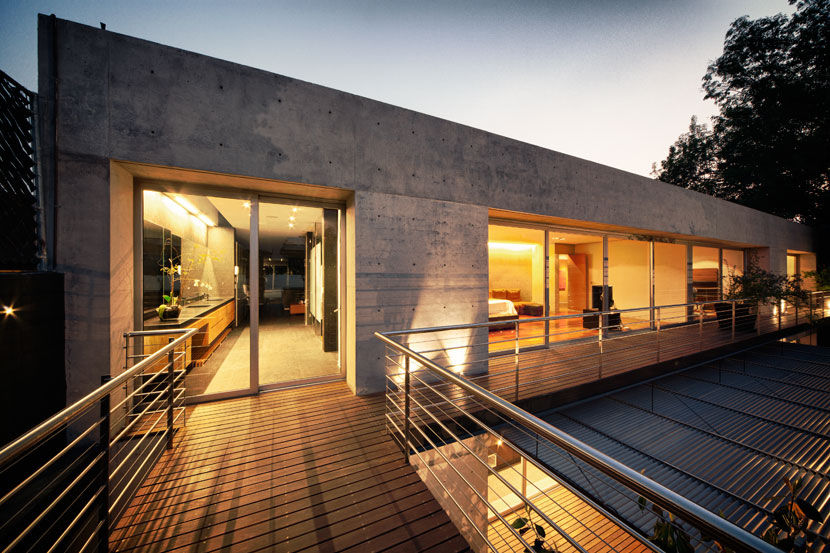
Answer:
xmin=0 ymin=328 xmax=196 ymax=553
xmin=377 ymin=330 xmax=781 ymax=553
xmin=382 ymin=292 xmax=828 ymax=405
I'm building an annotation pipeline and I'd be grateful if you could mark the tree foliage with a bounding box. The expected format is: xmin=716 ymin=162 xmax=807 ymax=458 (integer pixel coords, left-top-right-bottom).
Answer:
xmin=653 ymin=0 xmax=829 ymax=225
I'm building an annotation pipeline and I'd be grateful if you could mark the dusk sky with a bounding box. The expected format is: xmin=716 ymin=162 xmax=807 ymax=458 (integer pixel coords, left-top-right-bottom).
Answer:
xmin=0 ymin=0 xmax=791 ymax=177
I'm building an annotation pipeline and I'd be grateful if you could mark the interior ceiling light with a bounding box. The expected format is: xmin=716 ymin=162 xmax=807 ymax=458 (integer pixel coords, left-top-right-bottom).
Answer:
xmin=243 ymin=201 xmax=251 ymax=209
xmin=487 ymin=242 xmax=536 ymax=251
xmin=292 ymin=207 xmax=298 ymax=212
xmin=173 ymin=194 xmax=199 ymax=215
xmin=289 ymin=216 xmax=296 ymax=221
xmin=163 ymin=193 xmax=217 ymax=227
xmin=196 ymin=213 xmax=217 ymax=227
xmin=288 ymin=223 xmax=294 ymax=228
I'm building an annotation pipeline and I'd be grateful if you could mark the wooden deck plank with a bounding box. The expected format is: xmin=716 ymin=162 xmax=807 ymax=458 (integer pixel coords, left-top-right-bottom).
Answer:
xmin=112 ymin=382 xmax=470 ymax=553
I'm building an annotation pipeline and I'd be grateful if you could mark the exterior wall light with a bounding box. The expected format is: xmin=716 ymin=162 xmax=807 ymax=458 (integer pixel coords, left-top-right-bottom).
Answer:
xmin=3 ymin=305 xmax=14 ymax=317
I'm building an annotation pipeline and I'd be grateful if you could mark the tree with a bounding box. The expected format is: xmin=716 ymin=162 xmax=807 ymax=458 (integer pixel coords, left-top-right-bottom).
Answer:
xmin=653 ymin=0 xmax=830 ymax=225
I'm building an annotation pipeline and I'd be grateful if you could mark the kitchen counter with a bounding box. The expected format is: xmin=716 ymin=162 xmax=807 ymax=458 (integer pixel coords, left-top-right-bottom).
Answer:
xmin=144 ymin=297 xmax=234 ymax=330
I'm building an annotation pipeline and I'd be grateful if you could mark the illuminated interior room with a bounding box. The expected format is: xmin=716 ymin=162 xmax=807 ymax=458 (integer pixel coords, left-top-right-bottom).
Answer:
xmin=141 ymin=190 xmax=340 ymax=400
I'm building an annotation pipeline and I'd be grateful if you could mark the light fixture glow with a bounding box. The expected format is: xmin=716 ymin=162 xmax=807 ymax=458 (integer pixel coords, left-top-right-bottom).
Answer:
xmin=196 ymin=213 xmax=216 ymax=227
xmin=161 ymin=195 xmax=188 ymax=217
xmin=288 ymin=222 xmax=295 ymax=228
xmin=496 ymin=439 xmax=503 ymax=447
xmin=292 ymin=207 xmax=298 ymax=212
xmin=289 ymin=215 xmax=296 ymax=221
xmin=3 ymin=306 xmax=14 ymax=316
xmin=234 ymin=265 xmax=239 ymax=276
xmin=243 ymin=201 xmax=251 ymax=209
xmin=172 ymin=195 xmax=199 ymax=215
xmin=487 ymin=242 xmax=536 ymax=251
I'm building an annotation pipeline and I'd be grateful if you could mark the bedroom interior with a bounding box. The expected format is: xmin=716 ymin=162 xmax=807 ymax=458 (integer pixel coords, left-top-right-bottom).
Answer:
xmin=488 ymin=222 xmax=752 ymax=351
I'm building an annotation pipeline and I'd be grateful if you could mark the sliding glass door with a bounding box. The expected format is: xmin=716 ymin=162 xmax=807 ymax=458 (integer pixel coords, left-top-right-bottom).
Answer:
xmin=140 ymin=188 xmax=342 ymax=402
xmin=257 ymin=199 xmax=340 ymax=388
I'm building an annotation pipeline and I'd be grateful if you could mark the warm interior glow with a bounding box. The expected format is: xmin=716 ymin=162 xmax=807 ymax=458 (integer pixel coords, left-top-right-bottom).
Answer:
xmin=196 ymin=212 xmax=217 ymax=227
xmin=488 ymin=242 xmax=536 ymax=251
xmin=3 ymin=306 xmax=14 ymax=316
xmin=161 ymin=195 xmax=188 ymax=217
xmin=234 ymin=265 xmax=239 ymax=276
xmin=172 ymin=194 xmax=199 ymax=215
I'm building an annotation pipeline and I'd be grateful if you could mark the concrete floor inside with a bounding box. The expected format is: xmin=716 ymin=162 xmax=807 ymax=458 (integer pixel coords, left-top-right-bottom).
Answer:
xmin=186 ymin=315 xmax=339 ymax=396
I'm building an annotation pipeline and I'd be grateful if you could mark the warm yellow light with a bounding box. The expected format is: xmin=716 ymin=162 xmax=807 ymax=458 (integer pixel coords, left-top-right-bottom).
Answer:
xmin=234 ymin=265 xmax=239 ymax=276
xmin=161 ymin=195 xmax=187 ymax=217
xmin=3 ymin=306 xmax=14 ymax=316
xmin=488 ymin=242 xmax=536 ymax=251
xmin=243 ymin=201 xmax=251 ymax=209
xmin=196 ymin=213 xmax=216 ymax=227
xmin=289 ymin=215 xmax=296 ymax=221
xmin=292 ymin=207 xmax=298 ymax=212
xmin=496 ymin=439 xmax=503 ymax=447
xmin=288 ymin=223 xmax=294 ymax=228
xmin=172 ymin=195 xmax=199 ymax=215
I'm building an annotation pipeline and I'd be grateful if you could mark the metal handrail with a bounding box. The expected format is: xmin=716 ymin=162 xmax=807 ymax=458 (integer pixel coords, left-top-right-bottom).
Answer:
xmin=376 ymin=331 xmax=780 ymax=553
xmin=0 ymin=328 xmax=197 ymax=466
xmin=381 ymin=292 xmax=826 ymax=336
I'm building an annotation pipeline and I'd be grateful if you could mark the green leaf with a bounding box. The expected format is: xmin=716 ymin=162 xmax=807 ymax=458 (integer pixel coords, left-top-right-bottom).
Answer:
xmin=534 ymin=524 xmax=546 ymax=539
xmin=512 ymin=517 xmax=528 ymax=529
xmin=163 ymin=294 xmax=171 ymax=303
xmin=795 ymin=498 xmax=822 ymax=522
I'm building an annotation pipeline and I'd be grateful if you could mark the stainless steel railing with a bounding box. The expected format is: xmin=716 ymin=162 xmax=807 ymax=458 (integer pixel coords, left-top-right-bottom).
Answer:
xmin=382 ymin=292 xmax=828 ymax=405
xmin=0 ymin=328 xmax=196 ymax=553
xmin=377 ymin=330 xmax=781 ymax=553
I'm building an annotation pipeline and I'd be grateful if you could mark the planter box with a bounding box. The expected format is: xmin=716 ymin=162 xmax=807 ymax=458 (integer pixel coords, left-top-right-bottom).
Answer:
xmin=714 ymin=302 xmax=755 ymax=331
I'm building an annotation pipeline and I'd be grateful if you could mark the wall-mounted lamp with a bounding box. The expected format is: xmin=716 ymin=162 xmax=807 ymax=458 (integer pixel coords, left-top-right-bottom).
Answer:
xmin=3 ymin=305 xmax=14 ymax=317
xmin=234 ymin=265 xmax=239 ymax=276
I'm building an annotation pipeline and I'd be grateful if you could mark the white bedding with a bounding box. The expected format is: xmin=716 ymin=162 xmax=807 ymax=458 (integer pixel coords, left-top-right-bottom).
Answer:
xmin=488 ymin=298 xmax=518 ymax=317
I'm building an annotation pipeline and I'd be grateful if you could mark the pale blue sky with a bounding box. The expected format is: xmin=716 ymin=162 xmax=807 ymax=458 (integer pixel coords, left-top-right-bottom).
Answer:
xmin=0 ymin=0 xmax=790 ymax=177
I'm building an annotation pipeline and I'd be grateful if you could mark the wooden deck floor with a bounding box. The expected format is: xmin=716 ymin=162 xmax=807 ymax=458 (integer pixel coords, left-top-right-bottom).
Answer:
xmin=112 ymin=382 xmax=471 ymax=553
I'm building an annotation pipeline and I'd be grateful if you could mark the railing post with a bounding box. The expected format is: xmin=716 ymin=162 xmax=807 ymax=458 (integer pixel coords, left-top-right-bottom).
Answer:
xmin=98 ymin=375 xmax=111 ymax=553
xmin=167 ymin=337 xmax=175 ymax=450
xmin=731 ymin=302 xmax=735 ymax=342
xmin=778 ymin=301 xmax=782 ymax=331
xmin=698 ymin=305 xmax=703 ymax=350
xmin=655 ymin=307 xmax=661 ymax=363
xmin=514 ymin=320 xmax=520 ymax=401
xmin=404 ymin=355 xmax=411 ymax=464
xmin=795 ymin=299 xmax=798 ymax=325
xmin=756 ymin=302 xmax=761 ymax=336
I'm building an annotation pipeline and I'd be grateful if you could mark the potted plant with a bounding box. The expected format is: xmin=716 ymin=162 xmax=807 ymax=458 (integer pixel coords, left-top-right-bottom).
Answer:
xmin=157 ymin=257 xmax=182 ymax=320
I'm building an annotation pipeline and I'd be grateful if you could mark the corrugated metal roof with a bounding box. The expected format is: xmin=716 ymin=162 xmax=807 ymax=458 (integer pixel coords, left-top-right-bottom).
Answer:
xmin=506 ymin=342 xmax=830 ymax=549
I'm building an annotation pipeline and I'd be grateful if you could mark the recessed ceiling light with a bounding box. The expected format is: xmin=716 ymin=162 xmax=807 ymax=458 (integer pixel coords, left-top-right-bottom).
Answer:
xmin=292 ymin=207 xmax=298 ymax=212
xmin=288 ymin=223 xmax=294 ymax=228
xmin=289 ymin=216 xmax=296 ymax=221
xmin=243 ymin=201 xmax=251 ymax=209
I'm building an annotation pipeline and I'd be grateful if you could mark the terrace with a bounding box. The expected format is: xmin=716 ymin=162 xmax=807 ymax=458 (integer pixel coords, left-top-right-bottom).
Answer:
xmin=0 ymin=292 xmax=828 ymax=552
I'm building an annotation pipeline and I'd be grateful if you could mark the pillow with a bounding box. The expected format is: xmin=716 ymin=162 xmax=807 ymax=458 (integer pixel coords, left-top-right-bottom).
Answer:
xmin=506 ymin=289 xmax=522 ymax=302
xmin=491 ymin=289 xmax=507 ymax=299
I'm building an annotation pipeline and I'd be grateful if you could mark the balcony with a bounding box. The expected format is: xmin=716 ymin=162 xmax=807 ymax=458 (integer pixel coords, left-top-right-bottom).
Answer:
xmin=0 ymin=293 xmax=827 ymax=552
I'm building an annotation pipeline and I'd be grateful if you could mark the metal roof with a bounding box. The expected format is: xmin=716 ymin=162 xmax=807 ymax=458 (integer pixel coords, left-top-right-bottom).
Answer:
xmin=507 ymin=342 xmax=830 ymax=549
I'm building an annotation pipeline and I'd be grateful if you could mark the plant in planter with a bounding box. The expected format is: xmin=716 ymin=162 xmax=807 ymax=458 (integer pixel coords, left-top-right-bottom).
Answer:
xmin=759 ymin=477 xmax=822 ymax=552
xmin=637 ymin=495 xmax=694 ymax=553
xmin=511 ymin=503 xmax=559 ymax=552
xmin=157 ymin=257 xmax=182 ymax=320
xmin=716 ymin=259 xmax=807 ymax=331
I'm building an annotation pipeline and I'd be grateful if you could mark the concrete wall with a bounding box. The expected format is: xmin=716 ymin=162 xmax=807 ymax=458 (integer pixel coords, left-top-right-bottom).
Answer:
xmin=41 ymin=16 xmax=818 ymax=397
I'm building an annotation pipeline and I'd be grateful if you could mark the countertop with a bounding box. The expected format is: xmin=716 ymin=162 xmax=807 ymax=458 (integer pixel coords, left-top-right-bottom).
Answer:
xmin=144 ymin=297 xmax=234 ymax=330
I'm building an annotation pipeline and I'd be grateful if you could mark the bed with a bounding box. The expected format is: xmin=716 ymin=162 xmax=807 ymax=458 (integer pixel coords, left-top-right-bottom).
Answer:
xmin=488 ymin=298 xmax=518 ymax=330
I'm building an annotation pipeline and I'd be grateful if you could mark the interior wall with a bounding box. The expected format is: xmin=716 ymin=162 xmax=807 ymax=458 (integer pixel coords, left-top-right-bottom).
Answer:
xmin=654 ymin=242 xmax=687 ymax=323
xmin=574 ymin=242 xmax=603 ymax=291
xmin=488 ymin=248 xmax=533 ymax=301
xmin=607 ymin=240 xmax=650 ymax=313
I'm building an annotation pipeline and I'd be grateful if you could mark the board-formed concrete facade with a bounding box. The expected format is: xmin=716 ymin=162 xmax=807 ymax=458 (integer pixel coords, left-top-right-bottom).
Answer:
xmin=38 ymin=16 xmax=816 ymax=402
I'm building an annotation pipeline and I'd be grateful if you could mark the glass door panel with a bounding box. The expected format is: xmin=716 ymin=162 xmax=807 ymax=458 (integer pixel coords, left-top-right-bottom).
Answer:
xmin=258 ymin=200 xmax=340 ymax=387
xmin=141 ymin=191 xmax=251 ymax=399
